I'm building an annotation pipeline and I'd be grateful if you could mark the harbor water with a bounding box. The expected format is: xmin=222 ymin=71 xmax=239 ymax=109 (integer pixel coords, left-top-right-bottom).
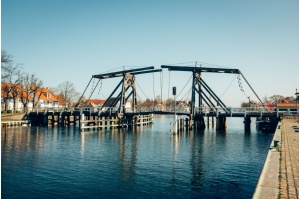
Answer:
xmin=2 ymin=116 xmax=274 ymax=198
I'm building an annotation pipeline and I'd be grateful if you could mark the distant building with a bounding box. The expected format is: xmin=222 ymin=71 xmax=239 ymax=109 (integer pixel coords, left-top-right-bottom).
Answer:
xmin=1 ymin=82 xmax=33 ymax=112
xmin=34 ymin=87 xmax=59 ymax=109
xmin=54 ymin=94 xmax=74 ymax=108
xmin=86 ymin=99 xmax=106 ymax=109
xmin=176 ymin=101 xmax=189 ymax=112
xmin=276 ymin=102 xmax=298 ymax=114
xmin=276 ymin=102 xmax=298 ymax=109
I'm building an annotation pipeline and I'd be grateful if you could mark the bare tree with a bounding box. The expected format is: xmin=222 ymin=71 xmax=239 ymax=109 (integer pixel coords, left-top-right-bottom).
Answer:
xmin=1 ymin=50 xmax=23 ymax=111
xmin=164 ymin=98 xmax=174 ymax=107
xmin=1 ymin=50 xmax=13 ymax=80
xmin=241 ymin=100 xmax=257 ymax=107
xmin=269 ymin=95 xmax=284 ymax=105
xmin=20 ymin=73 xmax=44 ymax=111
xmin=57 ymin=81 xmax=80 ymax=107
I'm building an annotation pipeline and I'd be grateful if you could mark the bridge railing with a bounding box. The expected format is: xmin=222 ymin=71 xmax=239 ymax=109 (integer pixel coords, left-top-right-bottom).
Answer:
xmin=27 ymin=106 xmax=298 ymax=117
xmin=195 ymin=107 xmax=298 ymax=117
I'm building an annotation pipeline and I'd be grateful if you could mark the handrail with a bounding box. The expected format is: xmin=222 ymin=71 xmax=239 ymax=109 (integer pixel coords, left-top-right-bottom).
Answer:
xmin=25 ymin=106 xmax=298 ymax=116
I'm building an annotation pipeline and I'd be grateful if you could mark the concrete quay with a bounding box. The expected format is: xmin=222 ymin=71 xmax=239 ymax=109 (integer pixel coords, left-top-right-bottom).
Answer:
xmin=253 ymin=116 xmax=299 ymax=199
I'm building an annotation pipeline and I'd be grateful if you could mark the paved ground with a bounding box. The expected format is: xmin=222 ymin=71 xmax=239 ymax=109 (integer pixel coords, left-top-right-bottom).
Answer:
xmin=279 ymin=117 xmax=299 ymax=199
xmin=1 ymin=113 xmax=25 ymax=121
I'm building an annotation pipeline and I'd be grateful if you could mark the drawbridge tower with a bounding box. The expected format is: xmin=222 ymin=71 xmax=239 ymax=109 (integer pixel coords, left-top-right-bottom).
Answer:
xmin=77 ymin=66 xmax=161 ymax=115
xmin=161 ymin=65 xmax=264 ymax=129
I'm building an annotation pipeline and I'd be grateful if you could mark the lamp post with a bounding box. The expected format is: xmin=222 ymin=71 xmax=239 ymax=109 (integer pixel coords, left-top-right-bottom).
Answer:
xmin=173 ymin=87 xmax=177 ymax=133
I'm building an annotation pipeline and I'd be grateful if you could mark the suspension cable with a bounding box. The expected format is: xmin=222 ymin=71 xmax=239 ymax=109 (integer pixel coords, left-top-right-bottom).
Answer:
xmin=184 ymin=88 xmax=192 ymax=103
xmin=136 ymin=80 xmax=150 ymax=100
xmin=237 ymin=74 xmax=249 ymax=98
xmin=175 ymin=74 xmax=193 ymax=100
xmin=90 ymin=78 xmax=95 ymax=96
xmin=87 ymin=79 xmax=101 ymax=102
xmin=179 ymin=87 xmax=192 ymax=103
xmin=95 ymin=80 xmax=106 ymax=99
xmin=220 ymin=75 xmax=237 ymax=98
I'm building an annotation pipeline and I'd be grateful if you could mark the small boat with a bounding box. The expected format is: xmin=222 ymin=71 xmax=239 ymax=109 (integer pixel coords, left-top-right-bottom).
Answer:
xmin=256 ymin=117 xmax=278 ymax=132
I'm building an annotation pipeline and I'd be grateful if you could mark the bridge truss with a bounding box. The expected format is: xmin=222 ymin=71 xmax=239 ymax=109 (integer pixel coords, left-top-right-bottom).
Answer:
xmin=77 ymin=65 xmax=264 ymax=118
xmin=77 ymin=66 xmax=162 ymax=114
xmin=161 ymin=65 xmax=264 ymax=116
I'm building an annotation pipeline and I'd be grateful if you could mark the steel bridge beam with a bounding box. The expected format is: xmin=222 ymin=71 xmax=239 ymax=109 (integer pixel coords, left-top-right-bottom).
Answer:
xmin=93 ymin=66 xmax=155 ymax=79
xmin=161 ymin=65 xmax=240 ymax=74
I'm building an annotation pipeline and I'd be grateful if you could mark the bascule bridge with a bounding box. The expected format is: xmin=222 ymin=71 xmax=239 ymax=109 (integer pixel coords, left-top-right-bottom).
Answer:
xmin=26 ymin=64 xmax=288 ymax=131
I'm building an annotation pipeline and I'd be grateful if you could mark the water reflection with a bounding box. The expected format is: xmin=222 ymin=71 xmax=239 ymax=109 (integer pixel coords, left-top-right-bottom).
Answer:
xmin=2 ymin=117 xmax=274 ymax=199
xmin=119 ymin=128 xmax=139 ymax=188
xmin=189 ymin=130 xmax=205 ymax=192
xmin=2 ymin=127 xmax=44 ymax=153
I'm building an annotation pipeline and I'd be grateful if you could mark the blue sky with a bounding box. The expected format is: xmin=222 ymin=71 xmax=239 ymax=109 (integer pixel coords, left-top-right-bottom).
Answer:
xmin=2 ymin=0 xmax=299 ymax=106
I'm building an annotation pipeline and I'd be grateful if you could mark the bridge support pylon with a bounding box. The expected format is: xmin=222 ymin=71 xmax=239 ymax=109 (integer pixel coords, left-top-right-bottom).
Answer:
xmin=194 ymin=117 xmax=206 ymax=130
xmin=216 ymin=117 xmax=227 ymax=130
xmin=244 ymin=117 xmax=251 ymax=131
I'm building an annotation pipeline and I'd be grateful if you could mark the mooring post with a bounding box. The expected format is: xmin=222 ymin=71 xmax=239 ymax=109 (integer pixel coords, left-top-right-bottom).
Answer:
xmin=185 ymin=118 xmax=189 ymax=130
xmin=174 ymin=114 xmax=178 ymax=133
xmin=207 ymin=116 xmax=210 ymax=128
xmin=60 ymin=112 xmax=64 ymax=126
xmin=189 ymin=115 xmax=193 ymax=129
xmin=43 ymin=113 xmax=48 ymax=126
xmin=80 ymin=113 xmax=85 ymax=130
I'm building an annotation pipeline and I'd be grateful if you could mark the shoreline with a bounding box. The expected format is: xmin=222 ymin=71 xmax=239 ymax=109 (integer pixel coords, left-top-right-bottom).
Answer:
xmin=252 ymin=116 xmax=299 ymax=198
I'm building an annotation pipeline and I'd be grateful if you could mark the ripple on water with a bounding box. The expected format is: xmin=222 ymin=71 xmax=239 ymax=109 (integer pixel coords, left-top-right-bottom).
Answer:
xmin=1 ymin=118 xmax=273 ymax=198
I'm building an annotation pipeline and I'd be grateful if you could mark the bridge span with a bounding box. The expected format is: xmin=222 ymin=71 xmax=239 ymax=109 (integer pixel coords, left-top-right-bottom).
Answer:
xmin=26 ymin=64 xmax=299 ymax=131
xmin=25 ymin=106 xmax=297 ymax=131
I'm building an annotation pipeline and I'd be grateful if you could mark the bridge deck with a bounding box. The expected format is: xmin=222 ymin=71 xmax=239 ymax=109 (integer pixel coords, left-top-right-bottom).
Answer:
xmin=27 ymin=107 xmax=298 ymax=118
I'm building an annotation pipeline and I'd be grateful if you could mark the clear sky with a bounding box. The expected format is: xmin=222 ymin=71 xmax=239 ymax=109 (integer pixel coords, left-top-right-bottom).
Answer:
xmin=2 ymin=0 xmax=299 ymax=106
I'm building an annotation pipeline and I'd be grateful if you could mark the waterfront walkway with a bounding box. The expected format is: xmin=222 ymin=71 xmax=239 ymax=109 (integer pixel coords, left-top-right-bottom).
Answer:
xmin=279 ymin=117 xmax=299 ymax=199
xmin=253 ymin=116 xmax=298 ymax=199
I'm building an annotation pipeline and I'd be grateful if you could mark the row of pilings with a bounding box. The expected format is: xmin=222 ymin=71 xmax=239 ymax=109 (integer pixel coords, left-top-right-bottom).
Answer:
xmin=175 ymin=116 xmax=275 ymax=132
xmin=172 ymin=116 xmax=227 ymax=132
xmin=25 ymin=111 xmax=154 ymax=131
xmin=24 ymin=111 xmax=279 ymax=132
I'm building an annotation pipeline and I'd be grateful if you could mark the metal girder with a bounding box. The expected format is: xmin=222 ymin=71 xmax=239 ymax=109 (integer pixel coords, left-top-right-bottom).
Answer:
xmin=161 ymin=65 xmax=240 ymax=74
xmin=197 ymin=78 xmax=227 ymax=109
xmin=93 ymin=66 xmax=154 ymax=79
xmin=195 ymin=87 xmax=216 ymax=109
xmin=131 ymin=69 xmax=162 ymax=75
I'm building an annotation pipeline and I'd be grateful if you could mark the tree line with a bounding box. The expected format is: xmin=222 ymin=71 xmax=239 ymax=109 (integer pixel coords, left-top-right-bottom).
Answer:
xmin=1 ymin=50 xmax=81 ymax=111
xmin=241 ymin=95 xmax=297 ymax=107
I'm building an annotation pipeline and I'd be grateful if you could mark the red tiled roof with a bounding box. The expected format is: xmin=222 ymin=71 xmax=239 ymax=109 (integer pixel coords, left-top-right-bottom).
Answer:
xmin=1 ymin=82 xmax=33 ymax=100
xmin=87 ymin=99 xmax=106 ymax=105
xmin=277 ymin=103 xmax=298 ymax=108
xmin=36 ymin=87 xmax=58 ymax=102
